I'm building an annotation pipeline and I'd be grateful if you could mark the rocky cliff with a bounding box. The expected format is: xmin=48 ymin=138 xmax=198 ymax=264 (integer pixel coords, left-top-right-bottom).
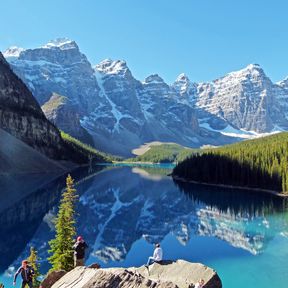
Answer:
xmin=48 ymin=260 xmax=222 ymax=288
xmin=0 ymin=52 xmax=66 ymax=160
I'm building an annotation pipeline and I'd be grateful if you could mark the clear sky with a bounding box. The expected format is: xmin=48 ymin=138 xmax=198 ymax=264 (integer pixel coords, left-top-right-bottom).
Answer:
xmin=1 ymin=0 xmax=287 ymax=83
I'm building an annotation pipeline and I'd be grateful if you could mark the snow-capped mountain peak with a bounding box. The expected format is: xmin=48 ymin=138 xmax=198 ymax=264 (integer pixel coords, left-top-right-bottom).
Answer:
xmin=172 ymin=73 xmax=197 ymax=100
xmin=41 ymin=38 xmax=78 ymax=50
xmin=3 ymin=46 xmax=25 ymax=58
xmin=175 ymin=73 xmax=190 ymax=83
xmin=277 ymin=76 xmax=288 ymax=88
xmin=225 ymin=63 xmax=265 ymax=80
xmin=95 ymin=59 xmax=129 ymax=76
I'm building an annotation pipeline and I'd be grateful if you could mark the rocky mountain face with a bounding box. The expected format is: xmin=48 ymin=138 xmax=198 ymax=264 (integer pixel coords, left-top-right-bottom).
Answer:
xmin=4 ymin=39 xmax=288 ymax=155
xmin=0 ymin=52 xmax=66 ymax=160
xmin=42 ymin=93 xmax=94 ymax=145
xmin=174 ymin=64 xmax=288 ymax=133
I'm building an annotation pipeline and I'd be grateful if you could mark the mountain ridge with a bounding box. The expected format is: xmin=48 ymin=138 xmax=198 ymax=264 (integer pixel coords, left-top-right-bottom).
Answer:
xmin=4 ymin=39 xmax=288 ymax=156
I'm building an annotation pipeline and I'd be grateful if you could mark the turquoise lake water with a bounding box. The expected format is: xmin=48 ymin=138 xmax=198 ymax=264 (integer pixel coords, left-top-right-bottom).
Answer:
xmin=0 ymin=164 xmax=288 ymax=287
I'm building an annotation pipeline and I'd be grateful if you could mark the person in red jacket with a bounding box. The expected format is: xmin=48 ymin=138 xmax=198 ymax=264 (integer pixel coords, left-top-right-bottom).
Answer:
xmin=73 ymin=236 xmax=88 ymax=267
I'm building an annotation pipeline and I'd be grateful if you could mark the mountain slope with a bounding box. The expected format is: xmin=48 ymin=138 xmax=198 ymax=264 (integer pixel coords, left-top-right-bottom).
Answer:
xmin=0 ymin=129 xmax=66 ymax=174
xmin=42 ymin=93 xmax=94 ymax=145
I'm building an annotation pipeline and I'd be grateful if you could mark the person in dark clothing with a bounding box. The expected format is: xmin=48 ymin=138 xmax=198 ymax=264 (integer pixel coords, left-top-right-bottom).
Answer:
xmin=73 ymin=236 xmax=88 ymax=267
xmin=13 ymin=260 xmax=34 ymax=288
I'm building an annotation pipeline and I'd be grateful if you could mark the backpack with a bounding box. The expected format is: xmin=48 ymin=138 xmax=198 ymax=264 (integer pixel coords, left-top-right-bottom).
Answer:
xmin=75 ymin=241 xmax=86 ymax=258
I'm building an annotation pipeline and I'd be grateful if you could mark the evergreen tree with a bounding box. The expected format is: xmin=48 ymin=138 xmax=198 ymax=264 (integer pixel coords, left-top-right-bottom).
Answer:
xmin=48 ymin=175 xmax=78 ymax=271
xmin=27 ymin=247 xmax=41 ymax=288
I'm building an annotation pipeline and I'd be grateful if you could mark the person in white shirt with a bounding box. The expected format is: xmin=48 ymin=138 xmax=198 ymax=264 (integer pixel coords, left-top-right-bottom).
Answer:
xmin=145 ymin=243 xmax=163 ymax=267
xmin=194 ymin=279 xmax=205 ymax=288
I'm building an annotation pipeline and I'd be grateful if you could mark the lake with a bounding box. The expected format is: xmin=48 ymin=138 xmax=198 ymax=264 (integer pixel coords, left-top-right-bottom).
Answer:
xmin=1 ymin=164 xmax=288 ymax=287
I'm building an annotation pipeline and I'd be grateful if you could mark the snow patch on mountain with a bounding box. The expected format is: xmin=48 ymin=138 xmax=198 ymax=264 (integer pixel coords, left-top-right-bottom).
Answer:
xmin=41 ymin=38 xmax=77 ymax=50
xmin=3 ymin=46 xmax=25 ymax=59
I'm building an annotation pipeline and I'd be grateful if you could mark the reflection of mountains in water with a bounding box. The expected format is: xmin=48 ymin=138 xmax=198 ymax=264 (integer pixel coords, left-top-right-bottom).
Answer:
xmin=2 ymin=166 xmax=288 ymax=274
xmin=0 ymin=166 xmax=104 ymax=274
xmin=81 ymin=167 xmax=288 ymax=262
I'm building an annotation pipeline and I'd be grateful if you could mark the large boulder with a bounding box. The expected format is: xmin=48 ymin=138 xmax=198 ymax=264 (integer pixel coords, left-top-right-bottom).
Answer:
xmin=40 ymin=270 xmax=67 ymax=288
xmin=51 ymin=260 xmax=222 ymax=288
xmin=132 ymin=260 xmax=222 ymax=288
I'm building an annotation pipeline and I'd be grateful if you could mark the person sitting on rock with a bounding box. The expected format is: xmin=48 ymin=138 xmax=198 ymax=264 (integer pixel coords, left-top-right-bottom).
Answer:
xmin=13 ymin=260 xmax=35 ymax=288
xmin=194 ymin=278 xmax=205 ymax=288
xmin=145 ymin=243 xmax=163 ymax=267
xmin=73 ymin=236 xmax=88 ymax=267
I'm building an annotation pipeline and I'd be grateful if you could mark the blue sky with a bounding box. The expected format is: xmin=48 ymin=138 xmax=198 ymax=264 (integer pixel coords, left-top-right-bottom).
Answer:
xmin=1 ymin=0 xmax=287 ymax=83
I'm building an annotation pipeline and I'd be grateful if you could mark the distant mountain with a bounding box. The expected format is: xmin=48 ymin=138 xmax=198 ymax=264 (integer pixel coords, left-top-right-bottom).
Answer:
xmin=173 ymin=64 xmax=288 ymax=133
xmin=4 ymin=38 xmax=288 ymax=156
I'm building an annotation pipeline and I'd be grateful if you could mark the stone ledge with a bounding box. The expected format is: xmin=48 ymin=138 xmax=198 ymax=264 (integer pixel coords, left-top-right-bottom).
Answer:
xmin=50 ymin=259 xmax=222 ymax=288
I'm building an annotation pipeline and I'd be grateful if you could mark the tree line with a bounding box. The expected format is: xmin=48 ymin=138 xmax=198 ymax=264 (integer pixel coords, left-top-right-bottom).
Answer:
xmin=173 ymin=132 xmax=288 ymax=193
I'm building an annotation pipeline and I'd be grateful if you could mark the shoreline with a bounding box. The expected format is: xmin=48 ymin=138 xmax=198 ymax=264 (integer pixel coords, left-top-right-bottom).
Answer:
xmin=112 ymin=161 xmax=176 ymax=166
xmin=172 ymin=175 xmax=288 ymax=198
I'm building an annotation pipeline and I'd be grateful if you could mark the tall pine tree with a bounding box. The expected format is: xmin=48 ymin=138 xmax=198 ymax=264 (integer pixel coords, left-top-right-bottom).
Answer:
xmin=27 ymin=247 xmax=41 ymax=288
xmin=48 ymin=175 xmax=78 ymax=271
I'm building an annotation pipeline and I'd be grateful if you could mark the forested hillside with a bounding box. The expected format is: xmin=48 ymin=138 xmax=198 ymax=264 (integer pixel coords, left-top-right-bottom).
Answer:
xmin=127 ymin=144 xmax=195 ymax=163
xmin=61 ymin=131 xmax=115 ymax=164
xmin=173 ymin=133 xmax=288 ymax=193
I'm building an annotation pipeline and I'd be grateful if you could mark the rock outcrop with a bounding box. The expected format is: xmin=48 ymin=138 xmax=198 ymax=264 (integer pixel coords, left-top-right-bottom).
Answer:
xmin=42 ymin=93 xmax=94 ymax=145
xmin=50 ymin=260 xmax=222 ymax=288
xmin=40 ymin=270 xmax=67 ymax=288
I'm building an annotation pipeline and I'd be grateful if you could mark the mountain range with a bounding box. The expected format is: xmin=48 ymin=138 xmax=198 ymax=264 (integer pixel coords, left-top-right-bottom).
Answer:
xmin=4 ymin=38 xmax=288 ymax=156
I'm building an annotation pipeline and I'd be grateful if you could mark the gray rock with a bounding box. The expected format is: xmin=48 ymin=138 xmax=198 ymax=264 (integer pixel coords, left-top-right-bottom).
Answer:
xmin=132 ymin=260 xmax=222 ymax=288
xmin=50 ymin=260 xmax=221 ymax=288
xmin=40 ymin=270 xmax=67 ymax=288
